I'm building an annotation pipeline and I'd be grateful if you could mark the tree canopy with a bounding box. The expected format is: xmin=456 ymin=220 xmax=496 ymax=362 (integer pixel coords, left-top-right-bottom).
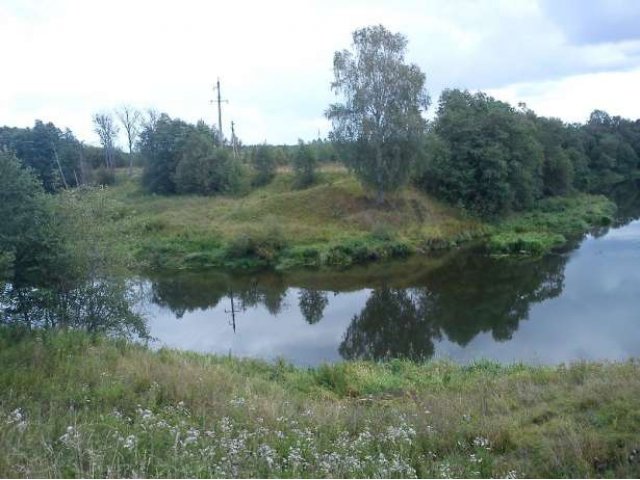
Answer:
xmin=327 ymin=25 xmax=429 ymax=203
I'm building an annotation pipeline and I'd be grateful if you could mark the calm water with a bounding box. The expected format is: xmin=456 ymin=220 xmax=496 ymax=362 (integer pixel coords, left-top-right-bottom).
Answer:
xmin=143 ymin=215 xmax=640 ymax=366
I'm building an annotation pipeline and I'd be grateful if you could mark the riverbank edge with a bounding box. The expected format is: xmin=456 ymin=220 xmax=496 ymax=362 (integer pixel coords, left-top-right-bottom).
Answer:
xmin=86 ymin=181 xmax=616 ymax=272
xmin=1 ymin=329 xmax=639 ymax=478
xmin=131 ymin=193 xmax=618 ymax=272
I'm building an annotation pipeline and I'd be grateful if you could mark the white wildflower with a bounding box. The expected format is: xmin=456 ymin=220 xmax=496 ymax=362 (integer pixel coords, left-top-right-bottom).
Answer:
xmin=7 ymin=408 xmax=23 ymax=424
xmin=6 ymin=409 xmax=27 ymax=432
xmin=121 ymin=434 xmax=137 ymax=450
xmin=59 ymin=426 xmax=78 ymax=445
xmin=473 ymin=436 xmax=491 ymax=449
xmin=384 ymin=423 xmax=416 ymax=443
xmin=183 ymin=428 xmax=200 ymax=446
xmin=137 ymin=408 xmax=154 ymax=421
xmin=219 ymin=416 xmax=233 ymax=434
xmin=286 ymin=446 xmax=305 ymax=470
xmin=257 ymin=444 xmax=276 ymax=468
xmin=437 ymin=461 xmax=453 ymax=478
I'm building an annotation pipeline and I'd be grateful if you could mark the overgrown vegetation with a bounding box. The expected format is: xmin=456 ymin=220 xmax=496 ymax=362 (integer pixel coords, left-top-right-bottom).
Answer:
xmin=49 ymin=168 xmax=617 ymax=271
xmin=487 ymin=194 xmax=616 ymax=255
xmin=1 ymin=330 xmax=640 ymax=478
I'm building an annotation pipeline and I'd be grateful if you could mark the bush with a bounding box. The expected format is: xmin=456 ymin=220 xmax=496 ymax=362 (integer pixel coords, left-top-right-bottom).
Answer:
xmin=226 ymin=226 xmax=287 ymax=262
xmin=174 ymin=138 xmax=247 ymax=196
xmin=251 ymin=144 xmax=276 ymax=187
xmin=293 ymin=140 xmax=318 ymax=188
xmin=488 ymin=232 xmax=566 ymax=255
xmin=92 ymin=167 xmax=116 ymax=186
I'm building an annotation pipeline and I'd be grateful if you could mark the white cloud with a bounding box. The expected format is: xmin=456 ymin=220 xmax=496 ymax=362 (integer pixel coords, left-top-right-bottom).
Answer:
xmin=487 ymin=67 xmax=640 ymax=123
xmin=1 ymin=0 xmax=639 ymax=145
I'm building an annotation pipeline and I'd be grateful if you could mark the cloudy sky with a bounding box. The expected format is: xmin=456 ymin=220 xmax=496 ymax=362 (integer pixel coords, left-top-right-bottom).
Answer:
xmin=2 ymin=0 xmax=639 ymax=146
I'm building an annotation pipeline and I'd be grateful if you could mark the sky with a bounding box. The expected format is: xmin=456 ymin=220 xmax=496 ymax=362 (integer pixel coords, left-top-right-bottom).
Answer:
xmin=1 ymin=0 xmax=640 ymax=146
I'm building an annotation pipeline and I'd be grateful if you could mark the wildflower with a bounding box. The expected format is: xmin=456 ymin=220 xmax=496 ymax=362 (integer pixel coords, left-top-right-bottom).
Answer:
xmin=473 ymin=436 xmax=491 ymax=449
xmin=59 ymin=426 xmax=77 ymax=445
xmin=257 ymin=444 xmax=276 ymax=468
xmin=7 ymin=408 xmax=23 ymax=424
xmin=183 ymin=428 xmax=200 ymax=446
xmin=437 ymin=461 xmax=453 ymax=478
xmin=6 ymin=409 xmax=27 ymax=432
xmin=121 ymin=434 xmax=137 ymax=450
xmin=384 ymin=423 xmax=416 ymax=443
xmin=219 ymin=417 xmax=233 ymax=434
xmin=137 ymin=408 xmax=154 ymax=421
xmin=286 ymin=446 xmax=305 ymax=470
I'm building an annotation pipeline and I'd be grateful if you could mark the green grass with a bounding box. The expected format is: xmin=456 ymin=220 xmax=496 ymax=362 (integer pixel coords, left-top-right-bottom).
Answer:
xmin=488 ymin=194 xmax=616 ymax=255
xmin=57 ymin=170 xmax=617 ymax=271
xmin=58 ymin=169 xmax=485 ymax=271
xmin=2 ymin=329 xmax=640 ymax=478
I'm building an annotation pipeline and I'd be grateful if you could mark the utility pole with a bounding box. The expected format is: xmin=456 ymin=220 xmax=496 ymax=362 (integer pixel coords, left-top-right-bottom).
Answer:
xmin=231 ymin=120 xmax=238 ymax=159
xmin=225 ymin=289 xmax=238 ymax=333
xmin=212 ymin=78 xmax=228 ymax=146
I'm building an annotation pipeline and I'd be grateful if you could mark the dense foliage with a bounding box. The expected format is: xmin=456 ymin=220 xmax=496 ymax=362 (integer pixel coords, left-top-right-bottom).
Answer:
xmin=415 ymin=90 xmax=640 ymax=217
xmin=0 ymin=121 xmax=82 ymax=192
xmin=139 ymin=116 xmax=245 ymax=195
xmin=0 ymin=153 xmax=66 ymax=283
xmin=293 ymin=139 xmax=318 ymax=188
xmin=251 ymin=144 xmax=277 ymax=187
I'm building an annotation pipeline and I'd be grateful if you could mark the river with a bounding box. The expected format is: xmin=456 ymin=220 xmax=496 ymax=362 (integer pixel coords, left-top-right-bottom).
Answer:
xmin=142 ymin=213 xmax=640 ymax=366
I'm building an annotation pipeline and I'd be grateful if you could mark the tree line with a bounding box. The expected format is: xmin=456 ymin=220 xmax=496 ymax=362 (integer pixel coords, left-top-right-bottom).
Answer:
xmin=2 ymin=24 xmax=640 ymax=220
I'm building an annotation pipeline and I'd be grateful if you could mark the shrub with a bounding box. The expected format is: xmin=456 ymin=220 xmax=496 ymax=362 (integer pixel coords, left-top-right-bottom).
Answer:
xmin=92 ymin=167 xmax=116 ymax=186
xmin=251 ymin=144 xmax=276 ymax=187
xmin=293 ymin=140 xmax=318 ymax=188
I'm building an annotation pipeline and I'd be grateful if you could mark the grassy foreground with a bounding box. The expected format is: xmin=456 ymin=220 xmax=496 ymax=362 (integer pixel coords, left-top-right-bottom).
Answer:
xmin=2 ymin=330 xmax=640 ymax=478
xmin=57 ymin=169 xmax=616 ymax=271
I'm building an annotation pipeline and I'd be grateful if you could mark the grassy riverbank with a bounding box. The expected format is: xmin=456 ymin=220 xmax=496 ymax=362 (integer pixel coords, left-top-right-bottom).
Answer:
xmin=58 ymin=169 xmax=616 ymax=271
xmin=1 ymin=330 xmax=639 ymax=478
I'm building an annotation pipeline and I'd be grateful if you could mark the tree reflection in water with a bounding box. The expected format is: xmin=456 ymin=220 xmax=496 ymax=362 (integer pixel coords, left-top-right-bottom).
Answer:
xmin=147 ymin=248 xmax=571 ymax=362
xmin=0 ymin=279 xmax=148 ymax=339
xmin=339 ymin=253 xmax=568 ymax=361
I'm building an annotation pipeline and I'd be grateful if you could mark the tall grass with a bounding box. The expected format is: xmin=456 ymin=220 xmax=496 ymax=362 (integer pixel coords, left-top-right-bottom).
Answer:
xmin=1 ymin=329 xmax=640 ymax=478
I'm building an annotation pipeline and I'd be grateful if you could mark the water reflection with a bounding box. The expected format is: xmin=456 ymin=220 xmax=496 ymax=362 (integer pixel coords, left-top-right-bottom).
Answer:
xmin=143 ymin=246 xmax=572 ymax=364
xmin=4 ymin=182 xmax=639 ymax=364
xmin=0 ymin=279 xmax=148 ymax=339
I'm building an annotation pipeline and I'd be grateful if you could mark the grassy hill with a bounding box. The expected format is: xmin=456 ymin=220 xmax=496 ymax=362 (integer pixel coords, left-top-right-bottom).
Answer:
xmin=59 ymin=168 xmax=615 ymax=271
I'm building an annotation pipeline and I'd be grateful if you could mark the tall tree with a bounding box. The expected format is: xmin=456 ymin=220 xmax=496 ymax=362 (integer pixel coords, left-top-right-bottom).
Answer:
xmin=326 ymin=25 xmax=429 ymax=204
xmin=93 ymin=113 xmax=120 ymax=169
xmin=422 ymin=89 xmax=544 ymax=217
xmin=116 ymin=105 xmax=142 ymax=176
xmin=0 ymin=121 xmax=81 ymax=192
